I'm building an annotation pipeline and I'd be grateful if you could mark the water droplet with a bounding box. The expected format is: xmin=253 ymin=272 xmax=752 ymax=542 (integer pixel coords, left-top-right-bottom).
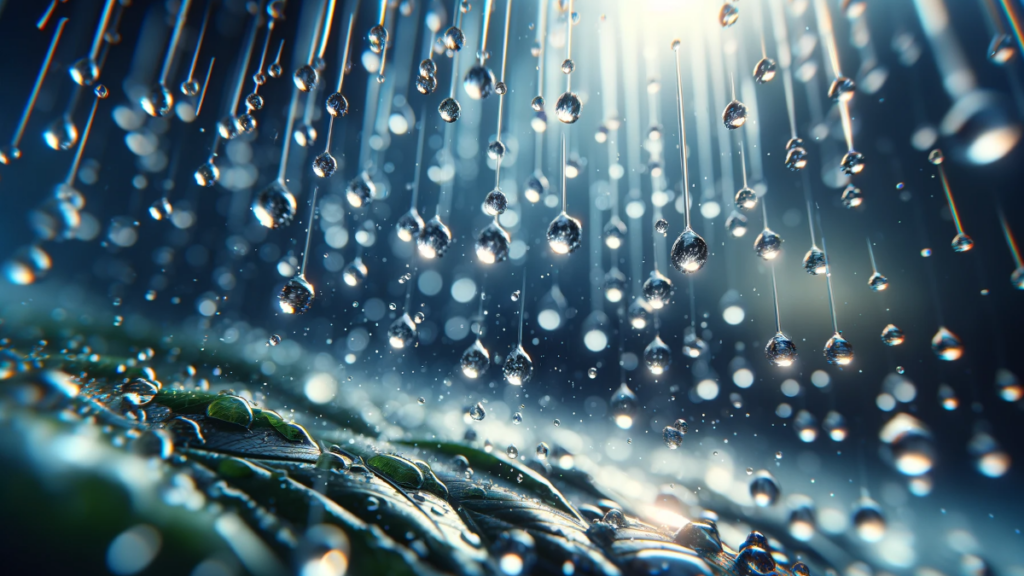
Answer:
xmin=464 ymin=64 xmax=496 ymax=100
xmin=785 ymin=146 xmax=808 ymax=170
xmin=841 ymin=184 xmax=863 ymax=208
xmin=735 ymin=187 xmax=757 ymax=211
xmin=469 ymin=402 xmax=486 ymax=421
xmin=206 ymin=395 xmax=254 ymax=427
xmin=719 ymin=2 xmax=739 ymax=27
xmin=643 ymin=270 xmax=673 ymax=309
xmin=824 ymin=333 xmax=854 ymax=365
xmin=753 ymin=229 xmax=783 ymax=260
xmin=418 ymin=215 xmax=453 ymax=258
xmin=148 ymin=198 xmax=173 ymax=221
xmin=506 ymin=444 xmax=519 ymax=459
xmin=387 ymin=313 xmax=417 ymax=348
xmin=662 ymin=420 xmax=685 ymax=449
xmin=460 ymin=339 xmax=490 ymax=378
xmin=43 ymin=116 xmax=78 ymax=151
xmin=880 ymin=324 xmax=905 ymax=346
xmin=644 ymin=335 xmax=672 ymax=375
xmin=951 ymin=232 xmax=974 ymax=253
xmin=483 ymin=188 xmax=508 ymax=215
xmin=536 ymin=442 xmax=549 ymax=459
xmin=531 ymin=95 xmax=545 ymax=111
xmin=325 ymin=92 xmax=349 ymax=117
xmin=753 ymin=57 xmax=777 ymax=83
xmin=279 ymin=275 xmax=315 ymax=314
xmin=253 ymin=181 xmax=297 ymax=228
xmin=988 ymin=33 xmax=1016 ymax=65
xmin=368 ymin=24 xmax=388 ymax=54
xmin=140 ymin=84 xmax=173 ymax=117
xmin=245 ymin=92 xmax=264 ymax=111
xmin=438 ymin=97 xmax=461 ymax=122
xmin=827 ymin=76 xmax=856 ymax=101
xmin=312 ymin=152 xmax=337 ymax=178
xmin=487 ymin=140 xmax=506 ymax=160
xmin=560 ymin=58 xmax=575 ymax=74
xmin=682 ymin=327 xmax=708 ymax=359
xmin=841 ymin=150 xmax=866 ymax=175
xmin=503 ymin=344 xmax=534 ymax=385
xmin=294 ymin=64 xmax=318 ymax=92
xmin=267 ymin=334 xmax=281 ymax=346
xmin=415 ymin=74 xmax=438 ymax=94
xmin=722 ymin=99 xmax=747 ymax=129
xmin=868 ymin=272 xmax=889 ymax=291
xmin=931 ymin=326 xmax=963 ymax=361
xmin=443 ymin=26 xmax=465 ymax=51
xmin=655 ymin=219 xmax=669 ymax=234
xmin=726 ymin=212 xmax=749 ymax=237
xmin=194 ymin=161 xmax=219 ymax=187
xmin=122 ymin=378 xmax=159 ymax=406
xmin=555 ymin=92 xmax=582 ymax=124
xmin=396 ymin=208 xmax=424 ymax=242
xmin=546 ymin=212 xmax=583 ymax=254
xmin=765 ymin=332 xmax=798 ymax=367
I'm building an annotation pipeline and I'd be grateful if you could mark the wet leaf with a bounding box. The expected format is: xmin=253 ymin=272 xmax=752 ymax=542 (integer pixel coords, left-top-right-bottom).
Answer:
xmin=206 ymin=395 xmax=254 ymax=428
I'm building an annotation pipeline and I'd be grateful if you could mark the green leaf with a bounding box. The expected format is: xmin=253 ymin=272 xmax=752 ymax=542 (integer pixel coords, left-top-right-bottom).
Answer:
xmin=367 ymin=453 xmax=425 ymax=489
xmin=256 ymin=409 xmax=315 ymax=443
xmin=398 ymin=440 xmax=587 ymax=524
xmin=206 ymin=395 xmax=254 ymax=428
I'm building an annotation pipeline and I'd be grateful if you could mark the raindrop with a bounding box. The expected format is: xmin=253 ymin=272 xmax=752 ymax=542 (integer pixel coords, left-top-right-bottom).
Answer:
xmin=546 ymin=212 xmax=582 ymax=254
xmin=841 ymin=150 xmax=866 ymax=175
xmin=368 ymin=25 xmax=389 ymax=54
xmin=461 ymin=340 xmax=490 ymax=378
xmin=765 ymin=333 xmax=798 ymax=367
xmin=387 ymin=313 xmax=417 ymax=348
xmin=749 ymin=470 xmax=780 ymax=507
xmin=293 ymin=64 xmax=318 ymax=92
xmin=503 ymin=345 xmax=533 ymax=385
xmin=279 ymin=275 xmax=315 ymax=314
xmin=483 ymin=189 xmax=508 ymax=215
xmin=418 ymin=215 xmax=453 ymax=259
xmin=642 ymin=270 xmax=673 ymax=309
xmin=735 ymin=187 xmax=757 ymax=211
xmin=469 ymin=402 xmax=486 ymax=421
xmin=644 ymin=335 xmax=671 ymax=375
xmin=827 ymin=76 xmax=856 ymax=101
xmin=841 ymin=184 xmax=863 ymax=208
xmin=753 ymin=57 xmax=777 ymax=83
xmin=719 ymin=2 xmax=739 ymax=27
xmin=555 ymin=92 xmax=582 ymax=124
xmin=868 ymin=272 xmax=888 ymax=291
xmin=797 ymin=248 xmax=824 ymax=276
xmin=880 ymin=324 xmax=905 ymax=346
xmin=536 ymin=442 xmax=549 ymax=459
xmin=988 ymin=33 xmax=1016 ymax=65
xmin=931 ymin=327 xmax=963 ymax=361
xmin=754 ymin=229 xmax=783 ymax=260
xmin=722 ymin=99 xmax=747 ymax=129
xmin=443 ymin=26 xmax=466 ymax=51
xmin=726 ymin=212 xmax=748 ymax=237
xmin=439 ymin=97 xmax=461 ymax=122
xmin=464 ymin=64 xmax=496 ymax=100
xmin=325 ymin=92 xmax=349 ymax=117
xmin=611 ymin=383 xmax=637 ymax=429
